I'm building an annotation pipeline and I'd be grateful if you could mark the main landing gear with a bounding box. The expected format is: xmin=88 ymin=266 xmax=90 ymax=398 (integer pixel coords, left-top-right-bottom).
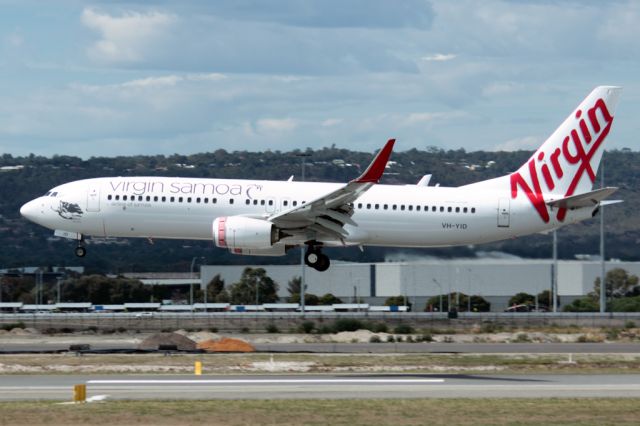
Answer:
xmin=305 ymin=246 xmax=330 ymax=272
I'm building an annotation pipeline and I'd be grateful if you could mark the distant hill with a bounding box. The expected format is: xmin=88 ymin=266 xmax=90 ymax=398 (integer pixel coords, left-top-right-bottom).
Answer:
xmin=1 ymin=147 xmax=637 ymax=273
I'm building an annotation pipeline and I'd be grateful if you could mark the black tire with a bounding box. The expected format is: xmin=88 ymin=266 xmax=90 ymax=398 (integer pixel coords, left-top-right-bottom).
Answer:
xmin=315 ymin=254 xmax=330 ymax=272
xmin=75 ymin=246 xmax=86 ymax=257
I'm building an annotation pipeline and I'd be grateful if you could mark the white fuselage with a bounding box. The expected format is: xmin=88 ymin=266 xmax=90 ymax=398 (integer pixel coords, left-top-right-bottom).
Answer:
xmin=20 ymin=176 xmax=593 ymax=249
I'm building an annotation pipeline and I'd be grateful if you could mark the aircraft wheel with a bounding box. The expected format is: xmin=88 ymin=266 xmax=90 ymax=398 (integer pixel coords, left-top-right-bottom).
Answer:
xmin=315 ymin=254 xmax=330 ymax=272
xmin=75 ymin=246 xmax=86 ymax=258
xmin=305 ymin=249 xmax=320 ymax=267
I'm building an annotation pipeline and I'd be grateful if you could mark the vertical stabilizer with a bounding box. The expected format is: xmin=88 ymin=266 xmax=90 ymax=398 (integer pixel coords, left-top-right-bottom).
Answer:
xmin=510 ymin=86 xmax=622 ymax=223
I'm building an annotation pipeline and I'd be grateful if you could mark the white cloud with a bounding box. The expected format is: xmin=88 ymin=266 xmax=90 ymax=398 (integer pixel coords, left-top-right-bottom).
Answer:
xmin=256 ymin=118 xmax=298 ymax=133
xmin=81 ymin=8 xmax=176 ymax=64
xmin=421 ymin=53 xmax=456 ymax=62
xmin=402 ymin=111 xmax=466 ymax=126
xmin=5 ymin=32 xmax=24 ymax=48
xmin=321 ymin=118 xmax=343 ymax=127
xmin=493 ymin=136 xmax=541 ymax=152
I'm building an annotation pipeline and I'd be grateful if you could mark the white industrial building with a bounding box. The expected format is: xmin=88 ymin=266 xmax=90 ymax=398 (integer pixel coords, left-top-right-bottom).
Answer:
xmin=201 ymin=259 xmax=640 ymax=311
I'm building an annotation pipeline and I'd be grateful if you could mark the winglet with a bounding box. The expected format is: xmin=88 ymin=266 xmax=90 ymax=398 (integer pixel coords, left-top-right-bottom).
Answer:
xmin=353 ymin=139 xmax=395 ymax=183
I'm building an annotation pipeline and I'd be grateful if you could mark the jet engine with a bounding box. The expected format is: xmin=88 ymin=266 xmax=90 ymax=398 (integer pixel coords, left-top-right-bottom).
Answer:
xmin=212 ymin=216 xmax=278 ymax=250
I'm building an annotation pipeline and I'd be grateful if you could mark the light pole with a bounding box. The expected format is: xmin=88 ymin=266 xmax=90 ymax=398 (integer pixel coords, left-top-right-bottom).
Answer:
xmin=599 ymin=155 xmax=606 ymax=313
xmin=190 ymin=256 xmax=204 ymax=310
xmin=432 ymin=278 xmax=443 ymax=313
xmin=552 ymin=230 xmax=558 ymax=313
xmin=295 ymin=152 xmax=311 ymax=315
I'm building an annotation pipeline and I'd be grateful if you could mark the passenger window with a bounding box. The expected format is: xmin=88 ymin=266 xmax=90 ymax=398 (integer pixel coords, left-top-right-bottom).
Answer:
xmin=400 ymin=205 xmax=405 ymax=211
xmin=392 ymin=205 xmax=397 ymax=210
xmin=154 ymin=196 xmax=158 ymax=202
xmin=293 ymin=201 xmax=298 ymax=206
xmin=138 ymin=196 xmax=143 ymax=201
xmin=170 ymin=197 xmax=175 ymax=202
xmin=245 ymin=199 xmax=250 ymax=205
xmin=439 ymin=206 xmax=444 ymax=212
xmin=196 ymin=197 xmax=201 ymax=203
xmin=463 ymin=207 xmax=468 ymax=213
xmin=471 ymin=207 xmax=476 ymax=213
xmin=178 ymin=197 xmax=183 ymax=203
xmin=213 ymin=198 xmax=217 ymax=204
xmin=146 ymin=196 xmax=151 ymax=202
xmin=383 ymin=204 xmax=388 ymax=210
xmin=284 ymin=201 xmax=288 ymax=206
xmin=447 ymin=206 xmax=452 ymax=212
xmin=268 ymin=200 xmax=273 ymax=206
xmin=416 ymin=206 xmax=420 ymax=211
xmin=107 ymin=195 xmax=112 ymax=200
xmin=261 ymin=200 xmax=265 ymax=206
xmin=366 ymin=203 xmax=371 ymax=209
xmin=187 ymin=197 xmax=192 ymax=203
xmin=204 ymin=198 xmax=209 ymax=204
xmin=375 ymin=204 xmax=379 ymax=209
xmin=230 ymin=199 xmax=234 ymax=204
xmin=408 ymin=205 xmax=413 ymax=211
xmin=455 ymin=207 xmax=460 ymax=213
xmin=123 ymin=195 xmax=128 ymax=201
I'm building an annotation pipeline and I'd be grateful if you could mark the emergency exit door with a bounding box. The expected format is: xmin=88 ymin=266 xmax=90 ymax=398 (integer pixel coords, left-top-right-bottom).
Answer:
xmin=498 ymin=198 xmax=510 ymax=227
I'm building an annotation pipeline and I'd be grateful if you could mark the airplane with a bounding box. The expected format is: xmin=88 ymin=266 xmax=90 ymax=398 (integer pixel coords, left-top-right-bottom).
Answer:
xmin=20 ymin=86 xmax=622 ymax=271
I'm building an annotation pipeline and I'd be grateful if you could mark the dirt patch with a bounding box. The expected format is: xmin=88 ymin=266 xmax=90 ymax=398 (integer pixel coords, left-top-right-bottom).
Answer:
xmin=137 ymin=333 xmax=196 ymax=350
xmin=197 ymin=338 xmax=255 ymax=353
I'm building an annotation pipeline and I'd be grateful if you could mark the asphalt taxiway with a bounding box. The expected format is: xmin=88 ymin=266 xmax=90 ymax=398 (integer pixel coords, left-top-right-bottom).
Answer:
xmin=2 ymin=373 xmax=640 ymax=400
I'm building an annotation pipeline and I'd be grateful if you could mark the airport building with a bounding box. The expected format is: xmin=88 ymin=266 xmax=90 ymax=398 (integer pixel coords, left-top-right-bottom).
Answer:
xmin=201 ymin=259 xmax=640 ymax=311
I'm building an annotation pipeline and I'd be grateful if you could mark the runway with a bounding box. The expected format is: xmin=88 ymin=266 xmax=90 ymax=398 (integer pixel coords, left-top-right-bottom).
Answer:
xmin=3 ymin=373 xmax=640 ymax=400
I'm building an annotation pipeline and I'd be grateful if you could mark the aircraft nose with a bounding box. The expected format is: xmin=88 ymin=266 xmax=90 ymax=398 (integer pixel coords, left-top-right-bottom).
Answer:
xmin=20 ymin=199 xmax=40 ymax=222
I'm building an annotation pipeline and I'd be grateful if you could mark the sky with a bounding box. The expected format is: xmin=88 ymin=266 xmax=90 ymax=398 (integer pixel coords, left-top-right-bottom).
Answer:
xmin=0 ymin=0 xmax=639 ymax=158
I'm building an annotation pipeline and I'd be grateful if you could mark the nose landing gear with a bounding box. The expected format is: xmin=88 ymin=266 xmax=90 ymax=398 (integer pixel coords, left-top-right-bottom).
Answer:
xmin=304 ymin=246 xmax=330 ymax=272
xmin=74 ymin=245 xmax=86 ymax=258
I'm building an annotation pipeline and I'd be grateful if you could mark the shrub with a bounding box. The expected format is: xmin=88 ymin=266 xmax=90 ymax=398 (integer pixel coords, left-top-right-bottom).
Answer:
xmin=480 ymin=322 xmax=503 ymax=333
xmin=418 ymin=333 xmax=433 ymax=342
xmin=386 ymin=335 xmax=396 ymax=343
xmin=333 ymin=318 xmax=363 ymax=332
xmin=625 ymin=321 xmax=637 ymax=329
xmin=393 ymin=324 xmax=414 ymax=334
xmin=209 ymin=327 xmax=218 ymax=333
xmin=299 ymin=321 xmax=315 ymax=334
xmin=369 ymin=335 xmax=382 ymax=343
xmin=240 ymin=327 xmax=250 ymax=333
xmin=316 ymin=325 xmax=335 ymax=334
xmin=372 ymin=323 xmax=388 ymax=333
xmin=1 ymin=322 xmax=25 ymax=331
xmin=266 ymin=324 xmax=279 ymax=333
xmin=512 ymin=333 xmax=531 ymax=343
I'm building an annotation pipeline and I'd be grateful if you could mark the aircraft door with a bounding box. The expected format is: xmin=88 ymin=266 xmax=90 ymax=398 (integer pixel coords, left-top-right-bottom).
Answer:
xmin=87 ymin=184 xmax=101 ymax=212
xmin=498 ymin=198 xmax=510 ymax=227
xmin=266 ymin=196 xmax=276 ymax=213
xmin=280 ymin=197 xmax=291 ymax=213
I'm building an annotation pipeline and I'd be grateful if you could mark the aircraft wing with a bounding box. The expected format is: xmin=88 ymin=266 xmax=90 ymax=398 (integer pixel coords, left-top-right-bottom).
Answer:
xmin=268 ymin=139 xmax=395 ymax=241
xmin=546 ymin=187 xmax=619 ymax=209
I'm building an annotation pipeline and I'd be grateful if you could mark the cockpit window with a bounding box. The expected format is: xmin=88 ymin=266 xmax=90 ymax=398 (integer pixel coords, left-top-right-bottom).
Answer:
xmin=50 ymin=192 xmax=58 ymax=197
xmin=44 ymin=191 xmax=51 ymax=196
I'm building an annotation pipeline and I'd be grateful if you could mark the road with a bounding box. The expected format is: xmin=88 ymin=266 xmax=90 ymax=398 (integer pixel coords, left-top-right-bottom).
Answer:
xmin=2 ymin=373 xmax=640 ymax=400
xmin=2 ymin=341 xmax=640 ymax=353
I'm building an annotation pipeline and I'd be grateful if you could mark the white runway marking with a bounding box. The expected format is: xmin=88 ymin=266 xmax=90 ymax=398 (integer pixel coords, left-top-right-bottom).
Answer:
xmin=88 ymin=379 xmax=445 ymax=385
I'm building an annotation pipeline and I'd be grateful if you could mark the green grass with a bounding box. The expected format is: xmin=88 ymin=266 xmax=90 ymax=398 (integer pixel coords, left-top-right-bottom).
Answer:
xmin=0 ymin=399 xmax=639 ymax=425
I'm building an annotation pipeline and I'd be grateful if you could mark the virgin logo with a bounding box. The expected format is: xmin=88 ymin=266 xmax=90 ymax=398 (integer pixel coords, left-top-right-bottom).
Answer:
xmin=510 ymin=98 xmax=613 ymax=223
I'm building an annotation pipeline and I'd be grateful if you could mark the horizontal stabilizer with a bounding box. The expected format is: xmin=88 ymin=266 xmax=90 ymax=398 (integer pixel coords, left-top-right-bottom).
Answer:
xmin=546 ymin=187 xmax=619 ymax=209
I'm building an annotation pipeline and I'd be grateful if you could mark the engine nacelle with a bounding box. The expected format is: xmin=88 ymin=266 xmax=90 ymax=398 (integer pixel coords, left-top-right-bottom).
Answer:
xmin=229 ymin=245 xmax=287 ymax=257
xmin=213 ymin=216 xmax=277 ymax=250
